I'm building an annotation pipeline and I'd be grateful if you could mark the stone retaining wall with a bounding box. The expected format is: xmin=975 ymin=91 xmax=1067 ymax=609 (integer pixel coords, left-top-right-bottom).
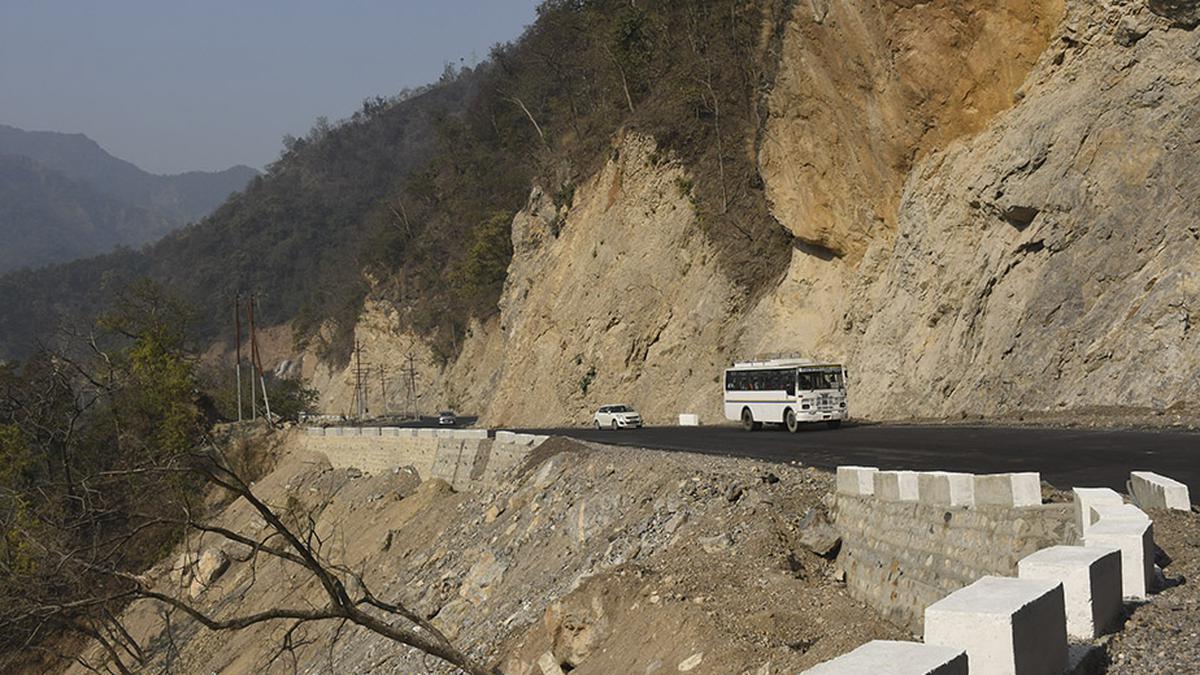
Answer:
xmin=302 ymin=428 xmax=548 ymax=490
xmin=835 ymin=486 xmax=1074 ymax=633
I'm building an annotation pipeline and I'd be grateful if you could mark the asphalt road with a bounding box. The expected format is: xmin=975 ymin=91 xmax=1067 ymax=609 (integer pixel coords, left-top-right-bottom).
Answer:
xmin=524 ymin=423 xmax=1200 ymax=497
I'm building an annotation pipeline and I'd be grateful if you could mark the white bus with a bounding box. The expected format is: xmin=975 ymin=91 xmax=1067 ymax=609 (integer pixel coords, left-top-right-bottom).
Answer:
xmin=723 ymin=358 xmax=848 ymax=431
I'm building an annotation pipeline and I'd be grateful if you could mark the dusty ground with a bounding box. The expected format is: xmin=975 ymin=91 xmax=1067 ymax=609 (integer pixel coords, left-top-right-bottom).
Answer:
xmin=66 ymin=433 xmax=904 ymax=674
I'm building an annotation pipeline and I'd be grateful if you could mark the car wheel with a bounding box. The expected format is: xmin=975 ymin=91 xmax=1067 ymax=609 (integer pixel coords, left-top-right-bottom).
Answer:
xmin=827 ymin=420 xmax=842 ymax=430
xmin=594 ymin=420 xmax=601 ymax=430
xmin=611 ymin=420 xmax=619 ymax=430
xmin=785 ymin=408 xmax=799 ymax=433
xmin=741 ymin=408 xmax=756 ymax=432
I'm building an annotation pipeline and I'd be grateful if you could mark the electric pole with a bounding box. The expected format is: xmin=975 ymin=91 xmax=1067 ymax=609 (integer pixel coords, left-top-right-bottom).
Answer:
xmin=234 ymin=293 xmax=243 ymax=422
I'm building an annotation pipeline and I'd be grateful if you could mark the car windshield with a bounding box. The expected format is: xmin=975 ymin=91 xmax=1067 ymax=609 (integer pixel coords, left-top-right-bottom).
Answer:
xmin=438 ymin=411 xmax=454 ymax=416
xmin=608 ymin=405 xmax=631 ymax=413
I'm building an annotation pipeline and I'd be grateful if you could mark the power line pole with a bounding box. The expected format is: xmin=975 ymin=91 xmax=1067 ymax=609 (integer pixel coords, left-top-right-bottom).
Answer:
xmin=352 ymin=339 xmax=369 ymax=420
xmin=248 ymin=293 xmax=272 ymax=423
xmin=234 ymin=293 xmax=244 ymax=422
xmin=378 ymin=364 xmax=390 ymax=416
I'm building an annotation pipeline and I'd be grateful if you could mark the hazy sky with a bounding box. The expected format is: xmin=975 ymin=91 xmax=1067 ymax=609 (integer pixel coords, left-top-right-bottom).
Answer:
xmin=0 ymin=1 xmax=542 ymax=174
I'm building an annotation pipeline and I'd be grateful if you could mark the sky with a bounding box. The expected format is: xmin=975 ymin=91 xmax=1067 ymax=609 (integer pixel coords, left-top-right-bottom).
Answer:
xmin=0 ymin=0 xmax=543 ymax=174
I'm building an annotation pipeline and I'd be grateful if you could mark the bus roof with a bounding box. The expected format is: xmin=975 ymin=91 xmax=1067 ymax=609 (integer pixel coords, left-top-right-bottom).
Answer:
xmin=727 ymin=358 xmax=842 ymax=370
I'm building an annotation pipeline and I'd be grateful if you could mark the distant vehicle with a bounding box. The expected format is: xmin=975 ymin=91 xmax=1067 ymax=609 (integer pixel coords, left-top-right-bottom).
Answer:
xmin=593 ymin=404 xmax=642 ymax=430
xmin=437 ymin=410 xmax=458 ymax=426
xmin=723 ymin=358 xmax=848 ymax=431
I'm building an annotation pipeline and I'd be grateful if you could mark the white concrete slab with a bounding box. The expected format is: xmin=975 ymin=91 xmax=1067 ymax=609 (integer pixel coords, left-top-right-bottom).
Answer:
xmin=495 ymin=430 xmax=517 ymax=444
xmin=454 ymin=429 xmax=488 ymax=440
xmin=836 ymin=466 xmax=878 ymax=497
xmin=974 ymin=472 xmax=1041 ymax=507
xmin=924 ymin=576 xmax=1067 ymax=675
xmin=305 ymin=427 xmax=324 ymax=436
xmin=360 ymin=426 xmax=381 ymax=436
xmin=1083 ymin=519 xmax=1154 ymax=600
xmin=678 ymin=413 xmax=700 ymax=426
xmin=1018 ymin=545 xmax=1123 ymax=639
xmin=1130 ymin=471 xmax=1191 ymax=511
xmin=802 ymin=640 xmax=967 ymax=675
xmin=917 ymin=471 xmax=975 ymax=507
xmin=874 ymin=470 xmax=919 ymax=502
xmin=1072 ymin=487 xmax=1123 ymax=537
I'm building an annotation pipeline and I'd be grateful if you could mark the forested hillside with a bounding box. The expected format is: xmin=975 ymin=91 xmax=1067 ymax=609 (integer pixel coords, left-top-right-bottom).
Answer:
xmin=0 ymin=74 xmax=479 ymax=361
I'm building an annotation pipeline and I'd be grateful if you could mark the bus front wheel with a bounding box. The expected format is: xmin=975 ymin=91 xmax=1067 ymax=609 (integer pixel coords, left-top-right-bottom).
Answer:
xmin=741 ymin=408 xmax=761 ymax=431
xmin=785 ymin=408 xmax=800 ymax=433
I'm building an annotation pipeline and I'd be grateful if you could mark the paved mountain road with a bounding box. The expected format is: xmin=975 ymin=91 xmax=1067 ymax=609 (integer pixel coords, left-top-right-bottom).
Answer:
xmin=523 ymin=424 xmax=1200 ymax=497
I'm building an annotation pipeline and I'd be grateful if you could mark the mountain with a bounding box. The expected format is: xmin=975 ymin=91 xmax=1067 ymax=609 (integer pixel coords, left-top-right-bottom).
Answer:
xmin=0 ymin=154 xmax=173 ymax=272
xmin=3 ymin=0 xmax=1199 ymax=426
xmin=0 ymin=124 xmax=258 ymax=224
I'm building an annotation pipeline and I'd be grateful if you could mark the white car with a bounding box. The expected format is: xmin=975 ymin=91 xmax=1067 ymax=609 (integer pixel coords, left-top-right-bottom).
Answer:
xmin=437 ymin=410 xmax=457 ymax=426
xmin=593 ymin=404 xmax=642 ymax=430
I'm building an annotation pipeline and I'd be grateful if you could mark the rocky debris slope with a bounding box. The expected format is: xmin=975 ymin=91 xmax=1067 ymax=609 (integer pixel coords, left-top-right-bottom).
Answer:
xmin=69 ymin=435 xmax=905 ymax=674
xmin=1107 ymin=507 xmax=1200 ymax=673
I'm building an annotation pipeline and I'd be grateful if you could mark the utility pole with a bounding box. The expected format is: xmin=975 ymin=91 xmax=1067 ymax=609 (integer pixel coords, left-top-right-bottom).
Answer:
xmin=351 ymin=339 xmax=369 ymax=420
xmin=234 ymin=293 xmax=243 ymax=422
xmin=398 ymin=343 xmax=419 ymax=421
xmin=248 ymin=293 xmax=272 ymax=422
xmin=378 ymin=364 xmax=390 ymax=416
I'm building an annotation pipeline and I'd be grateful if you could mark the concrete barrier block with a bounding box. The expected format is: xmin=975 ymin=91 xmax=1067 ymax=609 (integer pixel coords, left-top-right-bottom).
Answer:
xmin=455 ymin=429 xmax=488 ymax=440
xmin=306 ymin=427 xmax=324 ymax=436
xmin=360 ymin=426 xmax=381 ymax=436
xmin=974 ymin=472 xmax=1041 ymax=507
xmin=1089 ymin=503 xmax=1150 ymax=530
xmin=836 ymin=466 xmax=878 ymax=497
xmin=1129 ymin=471 xmax=1191 ymax=511
xmin=416 ymin=428 xmax=437 ymax=439
xmin=678 ymin=413 xmax=700 ymax=426
xmin=924 ymin=576 xmax=1067 ymax=675
xmin=802 ymin=640 xmax=967 ymax=675
xmin=381 ymin=427 xmax=402 ymax=437
xmin=1072 ymin=487 xmax=1123 ymax=536
xmin=1018 ymin=545 xmax=1123 ymax=639
xmin=874 ymin=470 xmax=919 ymax=502
xmin=917 ymin=471 xmax=975 ymax=507
xmin=344 ymin=427 xmax=362 ymax=436
xmin=495 ymin=430 xmax=517 ymax=444
xmin=532 ymin=434 xmax=550 ymax=445
xmin=1083 ymin=519 xmax=1154 ymax=600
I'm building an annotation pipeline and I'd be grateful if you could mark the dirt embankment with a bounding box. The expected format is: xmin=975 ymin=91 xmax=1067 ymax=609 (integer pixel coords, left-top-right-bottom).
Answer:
xmin=67 ymin=433 xmax=904 ymax=674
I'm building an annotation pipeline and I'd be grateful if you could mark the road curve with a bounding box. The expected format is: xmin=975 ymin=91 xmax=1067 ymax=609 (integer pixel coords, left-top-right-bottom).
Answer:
xmin=522 ymin=424 xmax=1200 ymax=497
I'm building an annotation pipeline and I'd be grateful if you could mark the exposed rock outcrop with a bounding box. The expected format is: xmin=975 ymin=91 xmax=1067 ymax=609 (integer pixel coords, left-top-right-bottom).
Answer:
xmin=312 ymin=0 xmax=1199 ymax=427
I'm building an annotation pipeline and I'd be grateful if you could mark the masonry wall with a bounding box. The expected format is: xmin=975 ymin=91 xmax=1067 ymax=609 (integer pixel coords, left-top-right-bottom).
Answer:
xmin=835 ymin=496 xmax=1075 ymax=633
xmin=301 ymin=428 xmax=548 ymax=490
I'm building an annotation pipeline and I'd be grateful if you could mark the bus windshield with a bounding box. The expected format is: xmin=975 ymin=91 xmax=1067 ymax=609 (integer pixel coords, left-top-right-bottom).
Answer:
xmin=799 ymin=370 xmax=843 ymax=390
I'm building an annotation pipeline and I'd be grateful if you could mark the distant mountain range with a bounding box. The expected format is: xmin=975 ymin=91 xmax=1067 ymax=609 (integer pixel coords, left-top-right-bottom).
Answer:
xmin=0 ymin=124 xmax=257 ymax=273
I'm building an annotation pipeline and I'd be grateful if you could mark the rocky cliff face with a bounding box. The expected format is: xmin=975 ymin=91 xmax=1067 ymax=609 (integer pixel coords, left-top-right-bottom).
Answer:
xmin=315 ymin=0 xmax=1200 ymax=426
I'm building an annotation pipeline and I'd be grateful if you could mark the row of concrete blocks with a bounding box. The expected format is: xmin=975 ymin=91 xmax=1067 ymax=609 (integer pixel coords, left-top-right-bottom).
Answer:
xmin=811 ymin=484 xmax=1167 ymax=674
xmin=836 ymin=466 xmax=1042 ymax=508
xmin=306 ymin=426 xmax=489 ymax=440
xmin=494 ymin=430 xmax=551 ymax=446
